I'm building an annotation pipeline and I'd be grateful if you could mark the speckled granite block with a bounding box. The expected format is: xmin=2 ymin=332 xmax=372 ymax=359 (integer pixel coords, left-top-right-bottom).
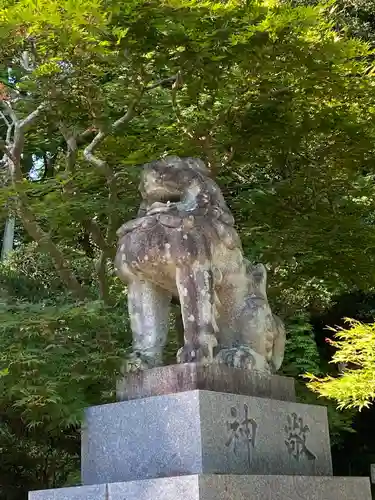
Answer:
xmin=116 ymin=364 xmax=296 ymax=402
xmin=29 ymin=484 xmax=106 ymax=500
xmin=198 ymin=475 xmax=372 ymax=500
xmin=82 ymin=390 xmax=332 ymax=485
xmin=108 ymin=475 xmax=199 ymax=500
xmin=29 ymin=475 xmax=372 ymax=500
xmin=82 ymin=391 xmax=202 ymax=485
xmin=370 ymin=463 xmax=375 ymax=483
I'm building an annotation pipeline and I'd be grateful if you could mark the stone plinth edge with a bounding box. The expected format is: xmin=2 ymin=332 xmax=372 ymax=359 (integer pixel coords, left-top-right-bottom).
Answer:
xmin=116 ymin=363 xmax=295 ymax=402
xmin=29 ymin=474 xmax=372 ymax=500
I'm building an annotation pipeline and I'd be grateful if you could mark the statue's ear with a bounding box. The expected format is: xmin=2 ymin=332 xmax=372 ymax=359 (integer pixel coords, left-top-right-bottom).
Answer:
xmin=250 ymin=263 xmax=267 ymax=299
xmin=185 ymin=157 xmax=210 ymax=176
xmin=162 ymin=155 xmax=181 ymax=166
xmin=159 ymin=156 xmax=210 ymax=176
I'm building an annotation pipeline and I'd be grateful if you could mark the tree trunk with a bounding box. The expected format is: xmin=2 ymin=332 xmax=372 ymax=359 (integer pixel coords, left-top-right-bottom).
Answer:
xmin=17 ymin=198 xmax=86 ymax=300
xmin=1 ymin=215 xmax=15 ymax=261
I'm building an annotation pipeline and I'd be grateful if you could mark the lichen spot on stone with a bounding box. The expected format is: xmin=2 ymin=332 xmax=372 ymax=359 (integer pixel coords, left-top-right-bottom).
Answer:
xmin=188 ymin=314 xmax=195 ymax=322
xmin=183 ymin=234 xmax=188 ymax=240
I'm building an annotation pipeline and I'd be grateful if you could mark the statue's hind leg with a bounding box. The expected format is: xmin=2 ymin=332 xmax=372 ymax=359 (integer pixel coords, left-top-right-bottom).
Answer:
xmin=126 ymin=278 xmax=171 ymax=370
xmin=175 ymin=263 xmax=218 ymax=364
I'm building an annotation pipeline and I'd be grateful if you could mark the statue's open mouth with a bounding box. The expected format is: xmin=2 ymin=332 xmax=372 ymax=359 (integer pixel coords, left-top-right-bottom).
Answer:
xmin=158 ymin=194 xmax=181 ymax=204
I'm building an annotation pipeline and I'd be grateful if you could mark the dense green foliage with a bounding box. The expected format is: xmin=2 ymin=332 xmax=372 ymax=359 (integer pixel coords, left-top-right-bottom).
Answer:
xmin=1 ymin=0 xmax=375 ymax=497
xmin=307 ymin=319 xmax=375 ymax=410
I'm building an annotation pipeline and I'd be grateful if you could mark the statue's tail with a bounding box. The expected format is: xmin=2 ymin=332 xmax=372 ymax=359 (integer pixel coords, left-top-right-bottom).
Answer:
xmin=270 ymin=315 xmax=286 ymax=372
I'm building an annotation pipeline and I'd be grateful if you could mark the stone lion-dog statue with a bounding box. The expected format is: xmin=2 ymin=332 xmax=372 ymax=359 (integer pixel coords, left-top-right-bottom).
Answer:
xmin=114 ymin=156 xmax=285 ymax=374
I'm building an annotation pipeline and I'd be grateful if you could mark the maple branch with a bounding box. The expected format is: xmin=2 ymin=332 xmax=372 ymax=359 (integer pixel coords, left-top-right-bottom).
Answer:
xmin=81 ymin=75 xmax=182 ymax=302
xmin=146 ymin=75 xmax=178 ymax=91
xmin=60 ymin=124 xmax=112 ymax=251
xmin=1 ymin=101 xmax=18 ymax=126
xmin=1 ymin=103 xmax=86 ymax=300
xmin=0 ymin=111 xmax=10 ymax=127
xmin=84 ymin=74 xmax=180 ymax=175
xmin=83 ymin=92 xmax=145 ymax=302
xmin=221 ymin=146 xmax=235 ymax=168
xmin=60 ymin=124 xmax=114 ymax=303
xmin=19 ymin=102 xmax=45 ymax=130
xmin=83 ymin=94 xmax=143 ymax=177
xmin=0 ymin=109 xmax=15 ymax=168
xmin=0 ymin=140 xmax=15 ymax=163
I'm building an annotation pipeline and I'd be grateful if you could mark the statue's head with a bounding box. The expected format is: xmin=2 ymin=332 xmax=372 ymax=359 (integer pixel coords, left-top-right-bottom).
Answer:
xmin=140 ymin=156 xmax=210 ymax=202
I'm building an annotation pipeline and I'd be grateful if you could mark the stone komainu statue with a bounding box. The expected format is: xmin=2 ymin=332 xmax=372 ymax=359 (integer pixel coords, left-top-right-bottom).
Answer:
xmin=114 ymin=156 xmax=285 ymax=373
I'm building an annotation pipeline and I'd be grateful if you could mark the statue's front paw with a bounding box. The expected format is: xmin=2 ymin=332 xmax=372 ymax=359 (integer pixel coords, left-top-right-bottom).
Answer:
xmin=215 ymin=345 xmax=271 ymax=374
xmin=146 ymin=202 xmax=170 ymax=215
xmin=176 ymin=344 xmax=211 ymax=364
xmin=122 ymin=351 xmax=159 ymax=373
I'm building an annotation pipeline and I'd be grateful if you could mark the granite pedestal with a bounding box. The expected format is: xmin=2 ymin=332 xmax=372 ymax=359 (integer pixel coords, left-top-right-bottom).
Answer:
xmin=82 ymin=390 xmax=332 ymax=484
xmin=28 ymin=364 xmax=372 ymax=500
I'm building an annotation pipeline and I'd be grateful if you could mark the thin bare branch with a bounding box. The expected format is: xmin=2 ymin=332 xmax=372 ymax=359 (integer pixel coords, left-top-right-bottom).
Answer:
xmin=19 ymin=102 xmax=45 ymax=130
xmin=0 ymin=140 xmax=16 ymax=163
xmin=83 ymin=130 xmax=109 ymax=174
xmin=1 ymin=101 xmax=45 ymax=130
xmin=112 ymin=95 xmax=142 ymax=129
xmin=0 ymin=111 xmax=10 ymax=127
xmin=84 ymin=94 xmax=142 ymax=177
xmin=59 ymin=124 xmax=111 ymax=252
xmin=5 ymin=122 xmax=13 ymax=147
xmin=96 ymin=252 xmax=110 ymax=304
xmin=221 ymin=146 xmax=235 ymax=168
xmin=59 ymin=124 xmax=114 ymax=303
xmin=84 ymin=74 xmax=180 ymax=174
xmin=86 ymin=219 xmax=115 ymax=257
xmin=146 ymin=75 xmax=178 ymax=91
xmin=78 ymin=126 xmax=97 ymax=142
xmin=1 ymin=101 xmax=18 ymax=125
xmin=59 ymin=123 xmax=78 ymax=174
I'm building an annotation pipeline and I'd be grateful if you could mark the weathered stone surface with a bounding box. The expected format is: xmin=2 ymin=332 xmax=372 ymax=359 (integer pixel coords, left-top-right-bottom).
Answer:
xmin=114 ymin=156 xmax=286 ymax=373
xmin=29 ymin=484 xmax=106 ymax=500
xmin=29 ymin=475 xmax=372 ymax=500
xmin=82 ymin=391 xmax=202 ymax=486
xmin=82 ymin=390 xmax=332 ymax=485
xmin=199 ymin=475 xmax=372 ymax=500
xmin=370 ymin=463 xmax=375 ymax=483
xmin=108 ymin=476 xmax=199 ymax=500
xmin=116 ymin=363 xmax=296 ymax=402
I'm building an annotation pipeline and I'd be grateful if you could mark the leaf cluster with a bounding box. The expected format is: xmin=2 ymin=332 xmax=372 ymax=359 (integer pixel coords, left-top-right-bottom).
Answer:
xmin=306 ymin=319 xmax=375 ymax=410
